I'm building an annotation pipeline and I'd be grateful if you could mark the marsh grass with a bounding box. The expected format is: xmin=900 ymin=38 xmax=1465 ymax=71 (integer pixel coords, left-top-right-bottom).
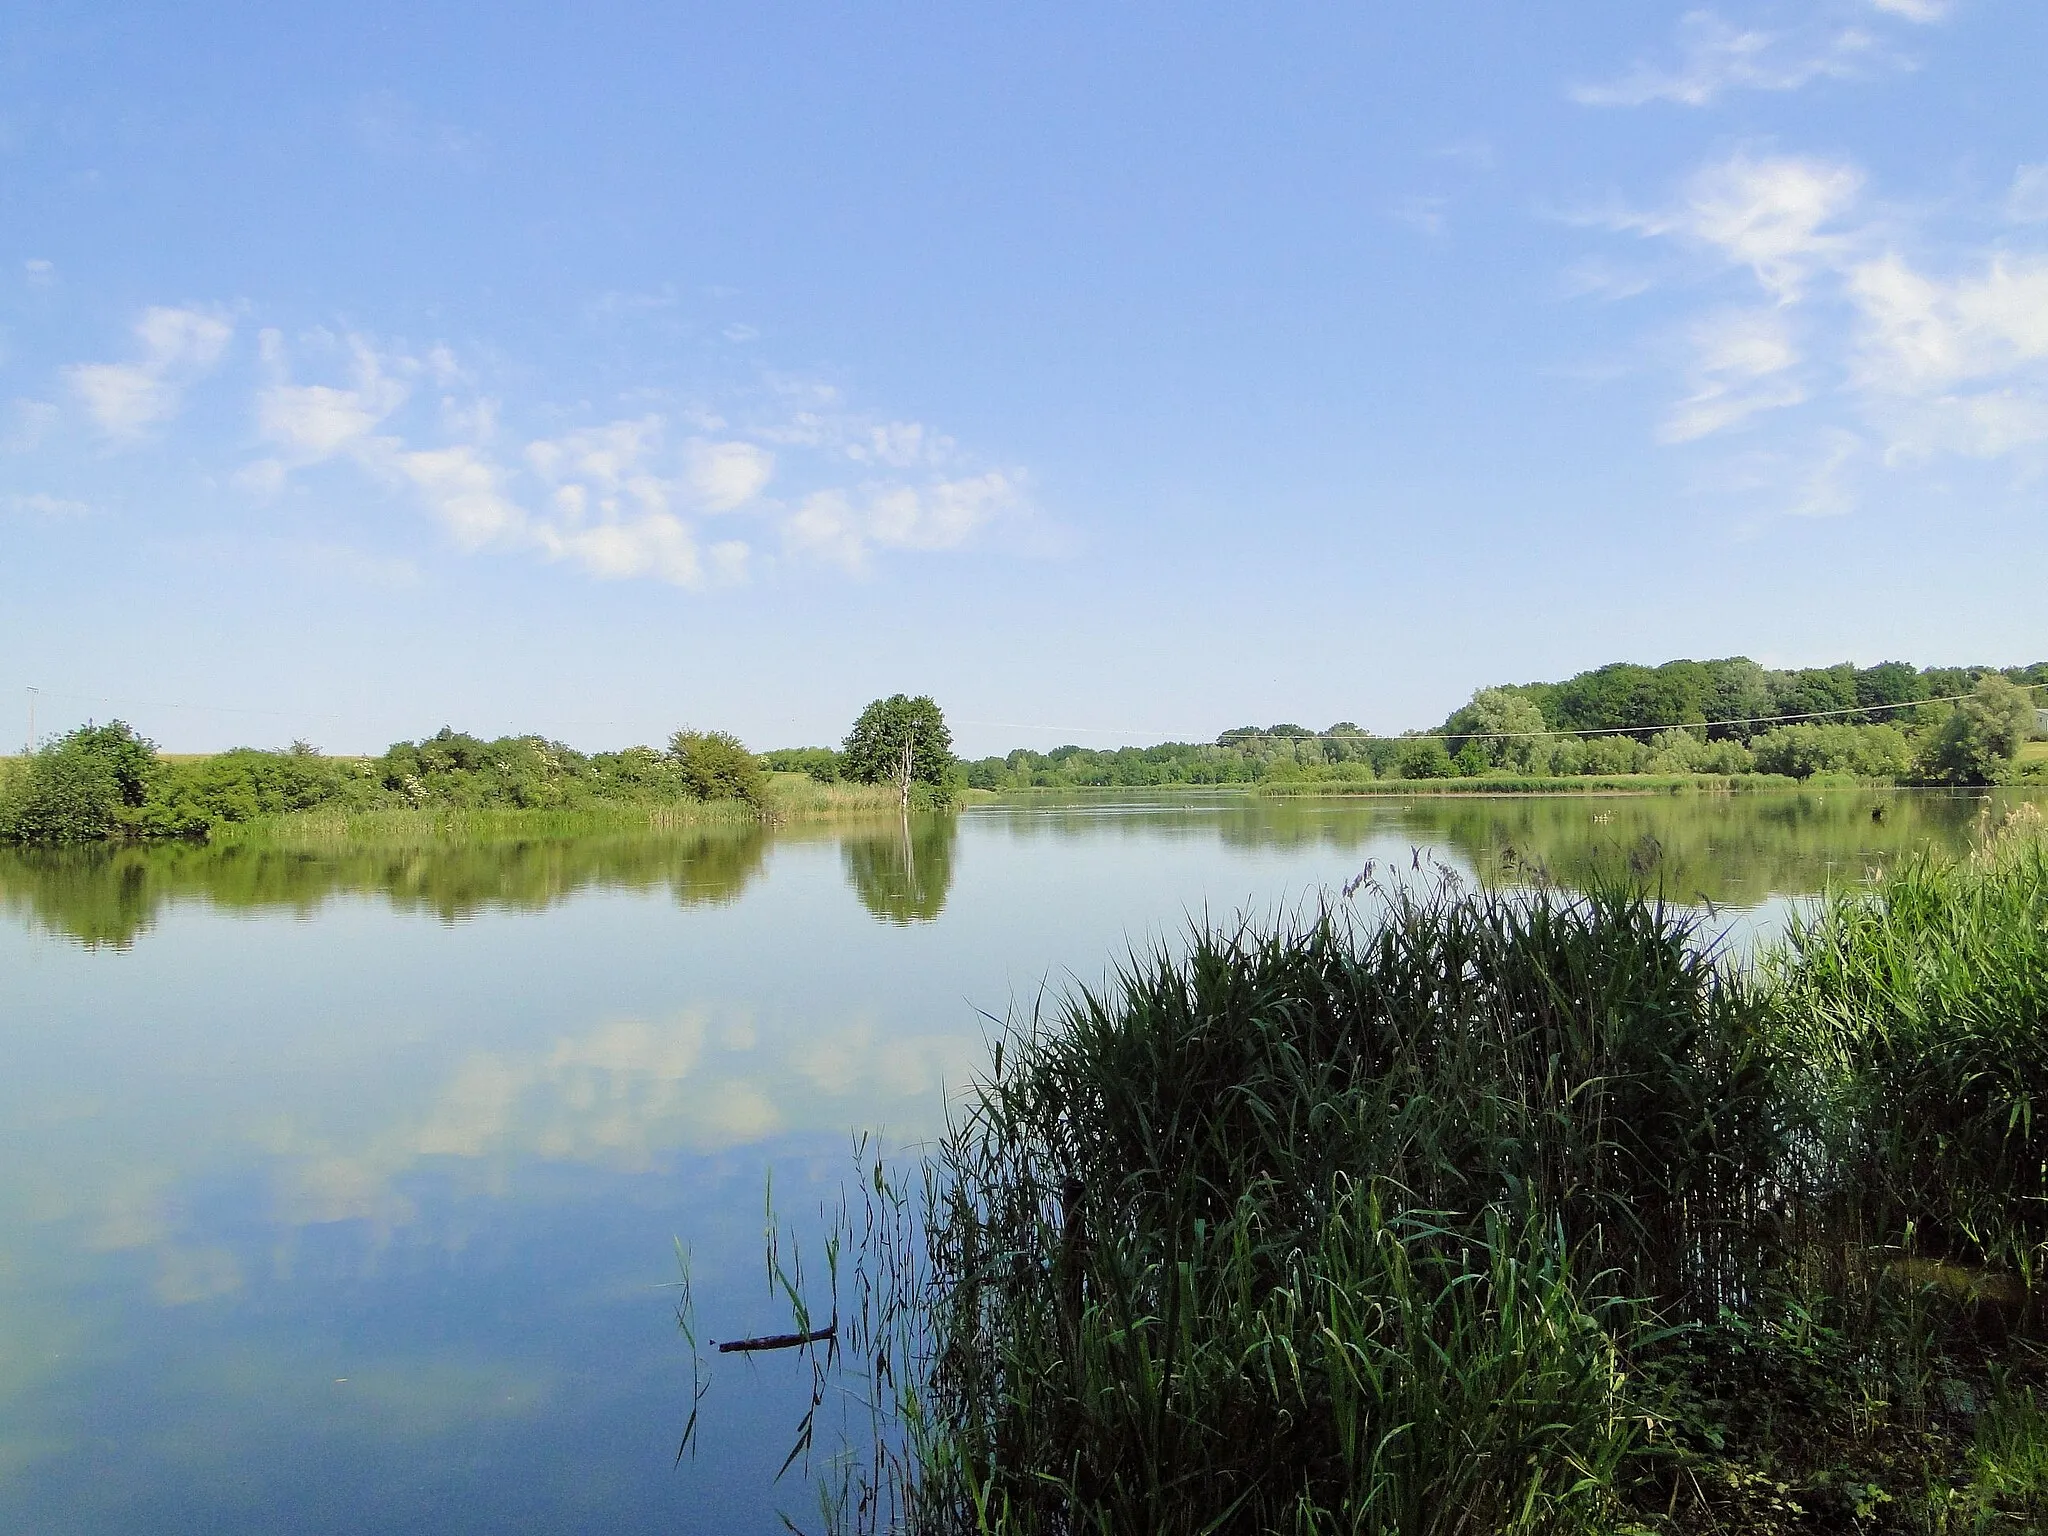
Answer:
xmin=1766 ymin=805 xmax=2048 ymax=1291
xmin=208 ymin=775 xmax=913 ymax=847
xmin=702 ymin=820 xmax=2048 ymax=1534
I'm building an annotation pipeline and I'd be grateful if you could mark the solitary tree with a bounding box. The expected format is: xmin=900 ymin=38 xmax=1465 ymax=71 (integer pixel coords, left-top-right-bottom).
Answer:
xmin=843 ymin=695 xmax=955 ymax=809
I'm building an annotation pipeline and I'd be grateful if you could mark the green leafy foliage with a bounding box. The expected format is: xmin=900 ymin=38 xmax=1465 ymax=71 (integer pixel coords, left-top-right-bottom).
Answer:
xmin=1916 ymin=675 xmax=2038 ymax=785
xmin=0 ymin=721 xmax=160 ymax=843
xmin=841 ymin=694 xmax=955 ymax=803
xmin=4 ymin=721 xmax=779 ymax=842
xmin=1749 ymin=721 xmax=1915 ymax=780
xmin=139 ymin=747 xmax=369 ymax=834
xmin=1458 ymin=656 xmax=2046 ymax=743
xmin=668 ymin=729 xmax=766 ymax=805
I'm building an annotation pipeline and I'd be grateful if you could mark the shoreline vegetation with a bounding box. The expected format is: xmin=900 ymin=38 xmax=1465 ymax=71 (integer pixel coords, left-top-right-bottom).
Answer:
xmin=6 ymin=660 xmax=2044 ymax=847
xmin=719 ymin=805 xmax=2048 ymax=1534
xmin=0 ymin=692 xmax=964 ymax=846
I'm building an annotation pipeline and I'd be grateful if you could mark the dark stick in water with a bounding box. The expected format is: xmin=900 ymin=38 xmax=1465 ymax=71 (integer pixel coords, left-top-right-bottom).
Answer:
xmin=716 ymin=1319 xmax=837 ymax=1354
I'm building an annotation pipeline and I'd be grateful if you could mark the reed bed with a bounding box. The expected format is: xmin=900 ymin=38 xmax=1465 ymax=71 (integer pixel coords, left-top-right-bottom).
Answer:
xmin=701 ymin=816 xmax=2048 ymax=1534
xmin=207 ymin=775 xmax=912 ymax=848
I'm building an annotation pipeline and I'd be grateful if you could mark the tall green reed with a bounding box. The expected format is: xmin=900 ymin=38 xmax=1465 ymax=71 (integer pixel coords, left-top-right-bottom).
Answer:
xmin=774 ymin=876 xmax=1784 ymax=1534
xmin=1766 ymin=816 xmax=2048 ymax=1291
xmin=715 ymin=824 xmax=2048 ymax=1533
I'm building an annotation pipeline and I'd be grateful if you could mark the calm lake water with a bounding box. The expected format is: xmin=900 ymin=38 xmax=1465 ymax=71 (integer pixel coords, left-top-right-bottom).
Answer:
xmin=0 ymin=788 xmax=2028 ymax=1533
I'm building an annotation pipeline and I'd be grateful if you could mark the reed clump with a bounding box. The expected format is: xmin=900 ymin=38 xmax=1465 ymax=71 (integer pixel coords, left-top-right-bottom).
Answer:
xmin=718 ymin=821 xmax=2048 ymax=1534
xmin=1766 ymin=801 xmax=2048 ymax=1293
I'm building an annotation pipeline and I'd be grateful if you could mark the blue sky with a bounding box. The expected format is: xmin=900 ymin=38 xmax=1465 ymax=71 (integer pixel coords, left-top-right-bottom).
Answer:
xmin=3 ymin=0 xmax=2044 ymax=756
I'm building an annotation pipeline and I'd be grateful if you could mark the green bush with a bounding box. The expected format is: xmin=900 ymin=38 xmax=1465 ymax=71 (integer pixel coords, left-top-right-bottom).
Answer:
xmin=1751 ymin=721 xmax=1913 ymax=780
xmin=0 ymin=722 xmax=159 ymax=843
xmin=140 ymin=746 xmax=362 ymax=834
xmin=667 ymin=729 xmax=765 ymax=805
xmin=1393 ymin=737 xmax=1454 ymax=779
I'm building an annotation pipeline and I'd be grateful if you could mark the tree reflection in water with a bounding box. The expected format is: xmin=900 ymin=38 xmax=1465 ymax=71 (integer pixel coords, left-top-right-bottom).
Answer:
xmin=841 ymin=814 xmax=959 ymax=924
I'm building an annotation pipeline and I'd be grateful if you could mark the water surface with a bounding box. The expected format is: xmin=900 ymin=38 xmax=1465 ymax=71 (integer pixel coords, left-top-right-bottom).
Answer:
xmin=0 ymin=788 xmax=2021 ymax=1532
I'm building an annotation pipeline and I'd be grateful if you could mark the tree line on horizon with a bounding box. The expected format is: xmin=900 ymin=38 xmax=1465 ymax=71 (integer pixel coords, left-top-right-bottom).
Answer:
xmin=0 ymin=694 xmax=956 ymax=845
xmin=932 ymin=657 xmax=2048 ymax=791
xmin=6 ymin=661 xmax=2043 ymax=844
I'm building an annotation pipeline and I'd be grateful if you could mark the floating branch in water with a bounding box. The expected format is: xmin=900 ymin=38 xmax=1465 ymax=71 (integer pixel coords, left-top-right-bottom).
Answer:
xmin=715 ymin=1317 xmax=837 ymax=1354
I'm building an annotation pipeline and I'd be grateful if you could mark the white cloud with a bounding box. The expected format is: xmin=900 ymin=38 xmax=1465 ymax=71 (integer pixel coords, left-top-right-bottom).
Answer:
xmin=684 ymin=439 xmax=773 ymax=510
xmin=1435 ymin=138 xmax=1496 ymax=173
xmin=255 ymin=341 xmax=409 ymax=461
xmin=1868 ymin=0 xmax=1953 ymax=21
xmin=2006 ymin=165 xmax=2048 ymax=225
xmin=785 ymin=471 xmax=1022 ymax=572
xmin=1572 ymin=12 xmax=1886 ymax=108
xmin=23 ymin=258 xmax=54 ymax=286
xmin=1597 ymin=145 xmax=2048 ymax=497
xmin=2 ymin=491 xmax=91 ymax=518
xmin=1679 ymin=153 xmax=1863 ymax=300
xmin=1661 ymin=308 xmax=1807 ymax=442
xmin=845 ymin=420 xmax=952 ymax=469
xmin=1561 ymin=257 xmax=1654 ymax=301
xmin=391 ymin=443 xmax=529 ymax=550
xmin=63 ymin=306 xmax=233 ymax=437
xmin=1788 ymin=430 xmax=1864 ymax=516
xmin=35 ymin=307 xmax=1025 ymax=590
xmin=349 ymin=91 xmax=483 ymax=167
xmin=526 ymin=417 xmax=662 ymax=488
xmin=534 ymin=512 xmax=706 ymax=586
xmin=1848 ymin=253 xmax=2048 ymax=391
xmin=67 ymin=364 xmax=173 ymax=436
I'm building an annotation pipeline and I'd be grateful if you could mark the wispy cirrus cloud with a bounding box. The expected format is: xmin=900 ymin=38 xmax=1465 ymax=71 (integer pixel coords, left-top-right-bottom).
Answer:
xmin=1660 ymin=308 xmax=1807 ymax=443
xmin=2 ymin=490 xmax=93 ymax=519
xmin=1580 ymin=142 xmax=2048 ymax=512
xmin=1570 ymin=10 xmax=1894 ymax=108
xmin=2006 ymin=165 xmax=2048 ymax=225
xmin=1866 ymin=0 xmax=1955 ymax=22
